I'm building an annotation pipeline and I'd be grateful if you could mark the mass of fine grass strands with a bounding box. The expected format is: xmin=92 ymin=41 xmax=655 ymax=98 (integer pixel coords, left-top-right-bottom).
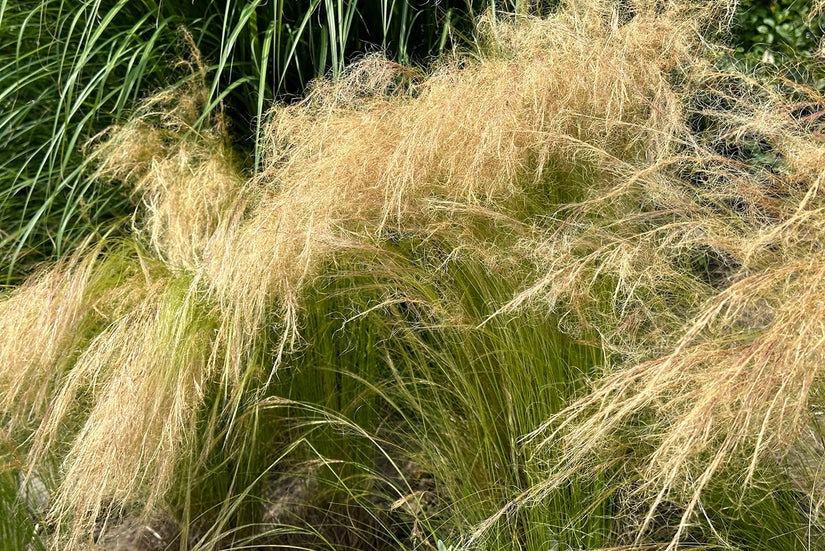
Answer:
xmin=4 ymin=0 xmax=825 ymax=549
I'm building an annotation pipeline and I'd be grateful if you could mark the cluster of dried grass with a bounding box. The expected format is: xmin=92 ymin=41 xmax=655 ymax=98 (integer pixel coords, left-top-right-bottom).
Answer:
xmin=3 ymin=0 xmax=825 ymax=547
xmin=511 ymin=55 xmax=825 ymax=549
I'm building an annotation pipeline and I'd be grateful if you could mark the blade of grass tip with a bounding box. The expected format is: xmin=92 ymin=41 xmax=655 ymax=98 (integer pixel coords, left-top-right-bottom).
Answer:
xmin=439 ymin=8 xmax=453 ymax=54
xmin=206 ymin=0 xmax=265 ymax=128
xmin=324 ymin=0 xmax=338 ymax=78
xmin=340 ymin=0 xmax=359 ymax=73
xmin=398 ymin=0 xmax=409 ymax=64
xmin=276 ymin=0 xmax=322 ymax=95
xmin=255 ymin=20 xmax=275 ymax=175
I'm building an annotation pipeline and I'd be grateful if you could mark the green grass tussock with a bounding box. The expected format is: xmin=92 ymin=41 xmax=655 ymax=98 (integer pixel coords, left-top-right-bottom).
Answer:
xmin=3 ymin=0 xmax=825 ymax=549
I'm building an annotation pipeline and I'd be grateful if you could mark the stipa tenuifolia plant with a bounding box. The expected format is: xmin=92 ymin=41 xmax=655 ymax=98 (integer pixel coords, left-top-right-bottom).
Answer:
xmin=504 ymin=41 xmax=825 ymax=551
xmin=4 ymin=0 xmax=825 ymax=548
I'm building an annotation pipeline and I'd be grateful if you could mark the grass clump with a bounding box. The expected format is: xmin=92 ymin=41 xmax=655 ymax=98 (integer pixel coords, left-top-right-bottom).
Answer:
xmin=515 ymin=70 xmax=825 ymax=549
xmin=3 ymin=0 xmax=825 ymax=549
xmin=0 ymin=0 xmax=487 ymax=282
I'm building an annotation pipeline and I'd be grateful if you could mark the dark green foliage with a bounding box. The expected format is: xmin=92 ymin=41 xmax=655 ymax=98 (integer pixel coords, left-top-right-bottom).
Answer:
xmin=731 ymin=0 xmax=824 ymax=84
